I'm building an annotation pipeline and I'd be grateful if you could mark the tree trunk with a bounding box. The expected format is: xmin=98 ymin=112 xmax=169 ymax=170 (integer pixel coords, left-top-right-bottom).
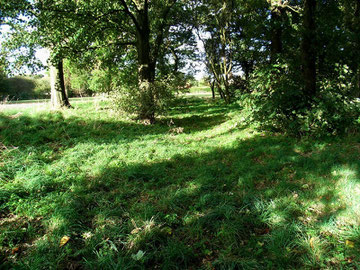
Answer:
xmin=242 ymin=60 xmax=253 ymax=82
xmin=217 ymin=83 xmax=225 ymax=100
xmin=355 ymin=0 xmax=360 ymax=97
xmin=270 ymin=6 xmax=283 ymax=62
xmin=136 ymin=5 xmax=156 ymax=123
xmin=50 ymin=59 xmax=71 ymax=108
xmin=223 ymin=81 xmax=231 ymax=104
xmin=210 ymin=81 xmax=215 ymax=99
xmin=301 ymin=0 xmax=317 ymax=99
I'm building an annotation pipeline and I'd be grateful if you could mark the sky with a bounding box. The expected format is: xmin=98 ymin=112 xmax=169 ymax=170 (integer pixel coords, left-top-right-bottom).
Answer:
xmin=34 ymin=48 xmax=50 ymax=67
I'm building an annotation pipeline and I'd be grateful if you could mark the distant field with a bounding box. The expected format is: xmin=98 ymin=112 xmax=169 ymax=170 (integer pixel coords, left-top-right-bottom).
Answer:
xmin=188 ymin=85 xmax=211 ymax=93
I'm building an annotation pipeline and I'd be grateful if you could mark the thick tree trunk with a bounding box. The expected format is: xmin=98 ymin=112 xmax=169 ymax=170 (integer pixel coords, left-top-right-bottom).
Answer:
xmin=301 ymin=0 xmax=317 ymax=99
xmin=270 ymin=7 xmax=283 ymax=62
xmin=50 ymin=59 xmax=71 ymax=108
xmin=136 ymin=5 xmax=156 ymax=123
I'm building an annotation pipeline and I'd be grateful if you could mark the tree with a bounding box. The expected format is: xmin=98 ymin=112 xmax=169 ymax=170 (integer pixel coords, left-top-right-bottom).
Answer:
xmin=343 ymin=0 xmax=360 ymax=96
xmin=55 ymin=0 xmax=194 ymax=122
xmin=301 ymin=0 xmax=317 ymax=100
xmin=0 ymin=0 xmax=74 ymax=107
xmin=194 ymin=0 xmax=237 ymax=104
xmin=269 ymin=0 xmax=284 ymax=62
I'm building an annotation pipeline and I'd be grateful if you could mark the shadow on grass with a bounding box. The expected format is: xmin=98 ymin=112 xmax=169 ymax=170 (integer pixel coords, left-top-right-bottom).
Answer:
xmin=2 ymin=130 xmax=360 ymax=269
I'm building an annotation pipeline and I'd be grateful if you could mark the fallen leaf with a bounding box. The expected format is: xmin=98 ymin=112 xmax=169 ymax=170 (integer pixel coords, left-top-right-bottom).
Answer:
xmin=11 ymin=247 xmax=20 ymax=254
xmin=345 ymin=240 xmax=355 ymax=248
xmin=59 ymin=236 xmax=70 ymax=247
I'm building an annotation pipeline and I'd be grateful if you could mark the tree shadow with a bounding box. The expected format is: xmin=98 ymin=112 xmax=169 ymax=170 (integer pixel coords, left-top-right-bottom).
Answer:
xmin=2 ymin=130 xmax=359 ymax=268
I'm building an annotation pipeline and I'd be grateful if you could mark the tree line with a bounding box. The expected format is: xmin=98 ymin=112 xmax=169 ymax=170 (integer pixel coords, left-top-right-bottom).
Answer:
xmin=1 ymin=0 xmax=359 ymax=134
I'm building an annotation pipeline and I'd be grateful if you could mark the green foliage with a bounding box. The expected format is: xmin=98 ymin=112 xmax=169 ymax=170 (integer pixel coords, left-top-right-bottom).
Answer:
xmin=242 ymin=63 xmax=360 ymax=136
xmin=88 ymin=69 xmax=113 ymax=94
xmin=63 ymin=60 xmax=90 ymax=97
xmin=33 ymin=76 xmax=51 ymax=98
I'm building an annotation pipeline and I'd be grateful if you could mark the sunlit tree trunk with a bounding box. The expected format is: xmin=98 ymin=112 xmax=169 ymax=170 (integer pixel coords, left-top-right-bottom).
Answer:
xmin=50 ymin=58 xmax=71 ymax=108
xmin=301 ymin=0 xmax=317 ymax=99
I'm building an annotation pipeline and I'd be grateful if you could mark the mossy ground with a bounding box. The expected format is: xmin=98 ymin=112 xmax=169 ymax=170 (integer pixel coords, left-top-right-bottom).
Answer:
xmin=1 ymin=95 xmax=360 ymax=269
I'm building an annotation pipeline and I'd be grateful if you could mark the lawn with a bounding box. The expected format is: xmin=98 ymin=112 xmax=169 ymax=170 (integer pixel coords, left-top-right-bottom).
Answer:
xmin=0 ymin=96 xmax=360 ymax=269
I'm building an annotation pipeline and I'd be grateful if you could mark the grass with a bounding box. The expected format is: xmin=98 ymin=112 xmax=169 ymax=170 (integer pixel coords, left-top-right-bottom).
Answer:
xmin=0 ymin=95 xmax=360 ymax=269
xmin=186 ymin=86 xmax=212 ymax=98
xmin=2 ymin=97 xmax=101 ymax=105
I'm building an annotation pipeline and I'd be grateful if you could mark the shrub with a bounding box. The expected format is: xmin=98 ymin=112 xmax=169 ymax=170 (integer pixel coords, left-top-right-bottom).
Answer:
xmin=241 ymin=63 xmax=360 ymax=136
xmin=111 ymin=78 xmax=176 ymax=120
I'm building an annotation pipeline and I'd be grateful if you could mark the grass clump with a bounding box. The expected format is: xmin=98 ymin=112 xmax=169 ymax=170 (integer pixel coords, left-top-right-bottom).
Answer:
xmin=1 ymin=95 xmax=360 ymax=269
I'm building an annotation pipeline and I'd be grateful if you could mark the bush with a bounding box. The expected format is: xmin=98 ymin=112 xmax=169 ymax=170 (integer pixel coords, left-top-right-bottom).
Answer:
xmin=242 ymin=63 xmax=360 ymax=136
xmin=111 ymin=78 xmax=176 ymax=120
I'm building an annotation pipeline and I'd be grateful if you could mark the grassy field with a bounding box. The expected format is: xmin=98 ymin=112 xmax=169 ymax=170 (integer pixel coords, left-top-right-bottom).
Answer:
xmin=1 ymin=95 xmax=360 ymax=269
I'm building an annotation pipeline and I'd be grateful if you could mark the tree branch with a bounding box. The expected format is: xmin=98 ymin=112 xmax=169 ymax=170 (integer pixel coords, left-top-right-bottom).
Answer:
xmin=152 ymin=0 xmax=177 ymax=61
xmin=119 ymin=0 xmax=141 ymax=32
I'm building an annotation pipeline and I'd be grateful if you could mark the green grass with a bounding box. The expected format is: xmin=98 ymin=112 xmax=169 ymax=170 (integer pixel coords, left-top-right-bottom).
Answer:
xmin=3 ymin=97 xmax=100 ymax=104
xmin=1 ymin=96 xmax=360 ymax=269
xmin=188 ymin=86 xmax=211 ymax=92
